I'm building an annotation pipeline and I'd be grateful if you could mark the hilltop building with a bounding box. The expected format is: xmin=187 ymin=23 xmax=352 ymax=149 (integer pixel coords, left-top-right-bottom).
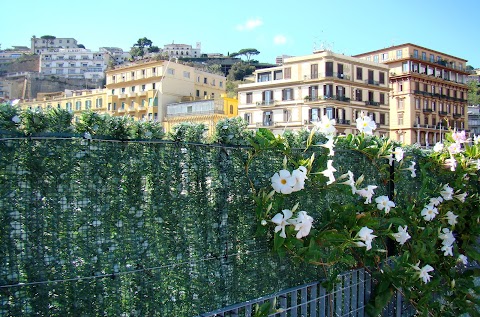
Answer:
xmin=353 ymin=43 xmax=469 ymax=146
xmin=237 ymin=50 xmax=391 ymax=137
xmin=161 ymin=42 xmax=202 ymax=58
xmin=31 ymin=36 xmax=78 ymax=54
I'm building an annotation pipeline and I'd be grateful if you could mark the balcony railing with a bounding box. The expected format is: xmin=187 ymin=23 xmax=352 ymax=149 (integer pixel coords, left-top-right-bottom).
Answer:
xmin=336 ymin=119 xmax=351 ymax=125
xmin=364 ymin=100 xmax=380 ymax=106
xmin=323 ymin=95 xmax=351 ymax=102
xmin=453 ymin=113 xmax=462 ymax=118
xmin=438 ymin=111 xmax=448 ymax=116
xmin=256 ymin=121 xmax=275 ymax=127
xmin=256 ymin=100 xmax=275 ymax=106
xmin=304 ymin=96 xmax=319 ymax=102
xmin=422 ymin=108 xmax=433 ymax=113
xmin=364 ymin=79 xmax=380 ymax=86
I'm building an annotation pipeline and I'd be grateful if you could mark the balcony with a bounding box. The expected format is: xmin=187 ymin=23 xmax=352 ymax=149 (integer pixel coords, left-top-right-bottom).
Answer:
xmin=364 ymin=100 xmax=380 ymax=107
xmin=322 ymin=72 xmax=351 ymax=80
xmin=138 ymin=90 xmax=147 ymax=97
xmin=256 ymin=121 xmax=275 ymax=127
xmin=453 ymin=113 xmax=462 ymax=119
xmin=119 ymin=94 xmax=127 ymax=99
xmin=364 ymin=80 xmax=380 ymax=86
xmin=422 ymin=108 xmax=433 ymax=113
xmin=256 ymin=100 xmax=276 ymax=107
xmin=336 ymin=119 xmax=351 ymax=125
xmin=438 ymin=111 xmax=448 ymax=116
xmin=304 ymin=96 xmax=319 ymax=102
xmin=118 ymin=107 xmax=126 ymax=113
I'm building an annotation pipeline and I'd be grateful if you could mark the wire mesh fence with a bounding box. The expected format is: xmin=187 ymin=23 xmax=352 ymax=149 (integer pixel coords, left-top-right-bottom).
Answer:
xmin=0 ymin=134 xmax=422 ymax=316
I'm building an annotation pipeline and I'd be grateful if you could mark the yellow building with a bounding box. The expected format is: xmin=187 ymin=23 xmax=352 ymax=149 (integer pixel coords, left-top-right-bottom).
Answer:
xmin=17 ymin=58 xmax=233 ymax=135
xmin=353 ymin=44 xmax=469 ymax=146
xmin=19 ymin=89 xmax=107 ymax=118
xmin=237 ymin=50 xmax=391 ymax=137
xmin=164 ymin=95 xmax=238 ymax=137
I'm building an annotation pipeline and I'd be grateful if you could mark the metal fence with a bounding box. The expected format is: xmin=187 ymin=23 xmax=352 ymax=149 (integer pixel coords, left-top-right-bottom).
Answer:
xmin=199 ymin=268 xmax=416 ymax=317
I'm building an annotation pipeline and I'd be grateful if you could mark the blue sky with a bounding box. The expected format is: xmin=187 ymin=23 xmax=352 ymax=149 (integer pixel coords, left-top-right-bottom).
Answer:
xmin=2 ymin=0 xmax=479 ymax=67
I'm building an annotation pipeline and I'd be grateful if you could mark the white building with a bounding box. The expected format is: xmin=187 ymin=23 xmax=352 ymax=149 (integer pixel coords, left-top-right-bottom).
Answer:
xmin=39 ymin=48 xmax=108 ymax=79
xmin=100 ymin=47 xmax=130 ymax=66
xmin=0 ymin=46 xmax=31 ymax=65
xmin=31 ymin=36 xmax=78 ymax=54
xmin=161 ymin=42 xmax=202 ymax=58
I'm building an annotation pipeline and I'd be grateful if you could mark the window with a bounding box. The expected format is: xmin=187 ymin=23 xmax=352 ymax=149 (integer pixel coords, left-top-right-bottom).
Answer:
xmin=262 ymin=90 xmax=274 ymax=105
xmin=284 ymin=67 xmax=291 ymax=79
xmin=424 ymin=116 xmax=429 ymax=125
xmin=398 ymin=114 xmax=403 ymax=125
xmin=402 ymin=62 xmax=408 ymax=73
xmin=113 ymin=103 xmax=117 ymax=110
xmin=258 ymin=72 xmax=271 ymax=82
xmin=141 ymin=99 xmax=146 ymax=107
xmin=66 ymin=102 xmax=72 ymax=111
xmin=141 ymin=84 xmax=146 ymax=91
xmin=282 ymin=88 xmax=293 ymax=101
xmin=131 ymin=71 xmax=135 ymax=78
xmin=415 ymin=98 xmax=420 ymax=109
xmin=211 ymin=79 xmax=215 ymax=86
xmin=121 ymin=102 xmax=125 ymax=110
xmin=325 ymin=62 xmax=333 ymax=77
xmin=274 ymin=70 xmax=283 ymax=80
xmin=432 ymin=101 xmax=436 ymax=111
xmin=111 ymin=89 xmax=115 ymax=95
xmin=398 ymin=83 xmax=403 ymax=92
xmin=311 ymin=64 xmax=318 ymax=79
xmin=413 ymin=50 xmax=418 ymax=58
xmin=148 ymin=97 xmax=158 ymax=107
xmin=398 ymin=99 xmax=404 ymax=110
xmin=396 ymin=50 xmax=402 ymax=59
xmin=310 ymin=108 xmax=320 ymax=122
xmin=308 ymin=86 xmax=318 ymax=100
xmin=373 ymin=55 xmax=379 ymax=63
xmin=283 ymin=109 xmax=291 ymax=122
xmin=382 ymin=53 xmax=388 ymax=61
xmin=75 ymin=101 xmax=81 ymax=110
xmin=219 ymin=81 xmax=223 ymax=88
xmin=183 ymin=71 xmax=190 ymax=78
xmin=380 ymin=93 xmax=385 ymax=105
xmin=131 ymin=86 xmax=135 ymax=92
xmin=422 ymin=52 xmax=426 ymax=60
xmin=85 ymin=100 xmax=91 ymax=109
xmin=203 ymin=77 xmax=207 ymax=84
xmin=368 ymin=91 xmax=374 ymax=102
xmin=152 ymin=67 xmax=156 ymax=73
xmin=379 ymin=72 xmax=385 ymax=85
xmin=244 ymin=113 xmax=251 ymax=124
xmin=356 ymin=67 xmax=363 ymax=80
xmin=323 ymin=84 xmax=333 ymax=98
xmin=355 ymin=89 xmax=362 ymax=101
xmin=263 ymin=111 xmax=273 ymax=126
xmin=325 ymin=107 xmax=334 ymax=120
xmin=380 ymin=113 xmax=386 ymax=125
xmin=204 ymin=91 xmax=207 ymax=97
xmin=246 ymin=92 xmax=253 ymax=104
xmin=152 ymin=83 xmax=156 ymax=90
xmin=121 ymin=87 xmax=126 ymax=93
xmin=168 ymin=68 xmax=175 ymax=75
xmin=196 ymin=90 xmax=200 ymax=97
xmin=430 ymin=54 xmax=434 ymax=62
xmin=230 ymin=105 xmax=234 ymax=114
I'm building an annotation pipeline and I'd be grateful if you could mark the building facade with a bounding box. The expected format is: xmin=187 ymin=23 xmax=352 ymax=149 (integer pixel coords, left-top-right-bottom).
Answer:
xmin=161 ymin=42 xmax=202 ymax=58
xmin=39 ymin=48 xmax=107 ymax=79
xmin=237 ymin=50 xmax=391 ymax=137
xmin=467 ymin=105 xmax=480 ymax=136
xmin=104 ymin=59 xmax=226 ymax=123
xmin=0 ymin=47 xmax=31 ymax=65
xmin=31 ymin=36 xmax=78 ymax=54
xmin=354 ymin=43 xmax=469 ymax=146
xmin=164 ymin=96 xmax=238 ymax=137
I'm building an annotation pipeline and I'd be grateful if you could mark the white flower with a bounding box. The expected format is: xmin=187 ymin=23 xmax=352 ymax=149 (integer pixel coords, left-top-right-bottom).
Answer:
xmin=433 ymin=142 xmax=444 ymax=152
xmin=404 ymin=161 xmax=416 ymax=178
xmin=356 ymin=114 xmax=377 ymax=135
xmin=222 ymin=125 xmax=229 ymax=129
xmin=356 ymin=185 xmax=377 ymax=204
xmin=444 ymin=156 xmax=457 ymax=171
xmin=452 ymin=130 xmax=466 ymax=143
xmin=291 ymin=166 xmax=308 ymax=192
xmin=392 ymin=225 xmax=411 ymax=245
xmin=11 ymin=99 xmax=20 ymax=106
xmin=375 ymin=195 xmax=395 ymax=214
xmin=261 ymin=220 xmax=267 ymax=226
xmin=271 ymin=170 xmax=296 ymax=194
xmin=439 ymin=228 xmax=455 ymax=247
xmin=84 ymin=132 xmax=92 ymax=140
xmin=457 ymin=254 xmax=468 ymax=265
xmin=392 ymin=147 xmax=404 ymax=163
xmin=271 ymin=209 xmax=293 ymax=238
xmin=320 ymin=160 xmax=337 ymax=185
xmin=338 ymin=171 xmax=356 ymax=194
xmin=356 ymin=226 xmax=377 ymax=251
xmin=444 ymin=211 xmax=458 ymax=226
xmin=429 ymin=196 xmax=443 ymax=207
xmin=11 ymin=115 xmax=21 ymax=123
xmin=314 ymin=115 xmax=336 ymax=138
xmin=441 ymin=244 xmax=453 ymax=256
xmin=320 ymin=138 xmax=335 ymax=156
xmin=413 ymin=262 xmax=434 ymax=284
xmin=92 ymin=220 xmax=102 ymax=227
xmin=440 ymin=184 xmax=454 ymax=201
xmin=474 ymin=134 xmax=479 ymax=145
xmin=289 ymin=211 xmax=314 ymax=239
xmin=421 ymin=204 xmax=438 ymax=221
xmin=448 ymin=142 xmax=461 ymax=155
xmin=453 ymin=192 xmax=467 ymax=203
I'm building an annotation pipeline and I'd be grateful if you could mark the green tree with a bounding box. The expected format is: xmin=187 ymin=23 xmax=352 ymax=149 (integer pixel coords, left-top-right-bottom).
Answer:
xmin=226 ymin=62 xmax=256 ymax=81
xmin=230 ymin=48 xmax=260 ymax=62
xmin=41 ymin=35 xmax=56 ymax=51
xmin=467 ymin=80 xmax=480 ymax=105
xmin=466 ymin=65 xmax=474 ymax=73
xmin=148 ymin=46 xmax=160 ymax=53
xmin=131 ymin=37 xmax=154 ymax=58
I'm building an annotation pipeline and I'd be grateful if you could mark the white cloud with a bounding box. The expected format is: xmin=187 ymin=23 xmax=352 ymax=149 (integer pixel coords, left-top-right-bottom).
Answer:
xmin=236 ymin=18 xmax=263 ymax=31
xmin=273 ymin=35 xmax=287 ymax=45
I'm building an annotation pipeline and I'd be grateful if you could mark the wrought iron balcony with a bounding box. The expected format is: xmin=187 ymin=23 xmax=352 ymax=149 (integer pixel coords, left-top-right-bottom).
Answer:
xmin=438 ymin=111 xmax=448 ymax=116
xmin=364 ymin=79 xmax=380 ymax=86
xmin=453 ymin=113 xmax=462 ymax=118
xmin=422 ymin=108 xmax=433 ymax=113
xmin=256 ymin=100 xmax=275 ymax=107
xmin=336 ymin=119 xmax=351 ymax=125
xmin=364 ymin=100 xmax=380 ymax=106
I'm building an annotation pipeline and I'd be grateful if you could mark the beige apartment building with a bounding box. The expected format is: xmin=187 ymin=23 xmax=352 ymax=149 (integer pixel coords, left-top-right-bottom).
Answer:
xmin=237 ymin=50 xmax=391 ymax=137
xmin=354 ymin=44 xmax=469 ymax=146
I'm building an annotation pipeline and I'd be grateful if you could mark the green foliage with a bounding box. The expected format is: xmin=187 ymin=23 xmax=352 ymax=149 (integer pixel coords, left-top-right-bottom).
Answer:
xmin=0 ymin=102 xmax=21 ymax=131
xmin=211 ymin=117 xmax=253 ymax=146
xmin=230 ymin=48 xmax=260 ymax=61
xmin=467 ymin=80 xmax=480 ymax=105
xmin=227 ymin=62 xmax=256 ymax=81
xmin=168 ymin=121 xmax=206 ymax=143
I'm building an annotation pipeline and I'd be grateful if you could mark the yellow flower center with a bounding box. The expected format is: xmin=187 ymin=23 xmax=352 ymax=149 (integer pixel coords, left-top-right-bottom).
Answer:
xmin=281 ymin=179 xmax=287 ymax=185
